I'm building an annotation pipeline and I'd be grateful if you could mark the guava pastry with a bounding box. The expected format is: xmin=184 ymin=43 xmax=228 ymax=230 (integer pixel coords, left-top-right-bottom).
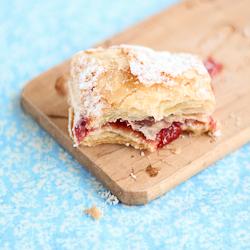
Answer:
xmin=68 ymin=45 xmax=218 ymax=151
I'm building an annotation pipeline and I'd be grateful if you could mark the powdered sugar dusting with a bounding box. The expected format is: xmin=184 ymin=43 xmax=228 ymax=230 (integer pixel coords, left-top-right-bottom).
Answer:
xmin=72 ymin=57 xmax=104 ymax=90
xmin=82 ymin=90 xmax=104 ymax=117
xmin=197 ymin=87 xmax=210 ymax=99
xmin=164 ymin=77 xmax=178 ymax=86
xmin=71 ymin=55 xmax=105 ymax=117
xmin=99 ymin=191 xmax=119 ymax=205
xmin=119 ymin=45 xmax=208 ymax=87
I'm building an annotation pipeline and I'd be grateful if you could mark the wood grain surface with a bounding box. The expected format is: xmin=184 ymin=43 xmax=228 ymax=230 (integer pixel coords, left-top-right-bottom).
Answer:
xmin=21 ymin=0 xmax=250 ymax=204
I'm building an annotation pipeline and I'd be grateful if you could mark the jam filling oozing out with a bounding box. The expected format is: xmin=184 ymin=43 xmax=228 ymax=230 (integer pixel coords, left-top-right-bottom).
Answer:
xmin=203 ymin=57 xmax=223 ymax=78
xmin=75 ymin=117 xmax=182 ymax=149
xmin=74 ymin=116 xmax=90 ymax=143
xmin=108 ymin=120 xmax=182 ymax=148
xmin=209 ymin=116 xmax=217 ymax=131
xmin=154 ymin=122 xmax=182 ymax=148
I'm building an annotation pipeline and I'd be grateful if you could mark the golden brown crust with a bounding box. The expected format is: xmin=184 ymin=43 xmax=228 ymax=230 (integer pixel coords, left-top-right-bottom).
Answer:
xmin=68 ymin=45 xmax=216 ymax=151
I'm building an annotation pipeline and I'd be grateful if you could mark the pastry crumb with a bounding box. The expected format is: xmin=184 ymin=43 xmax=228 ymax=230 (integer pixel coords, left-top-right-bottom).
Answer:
xmin=213 ymin=129 xmax=221 ymax=137
xmin=229 ymin=113 xmax=234 ymax=118
xmin=171 ymin=148 xmax=181 ymax=154
xmin=140 ymin=151 xmax=145 ymax=156
xmin=83 ymin=205 xmax=103 ymax=220
xmin=208 ymin=129 xmax=221 ymax=141
xmin=130 ymin=173 xmax=136 ymax=179
xmin=243 ymin=27 xmax=250 ymax=37
xmin=125 ymin=143 xmax=130 ymax=146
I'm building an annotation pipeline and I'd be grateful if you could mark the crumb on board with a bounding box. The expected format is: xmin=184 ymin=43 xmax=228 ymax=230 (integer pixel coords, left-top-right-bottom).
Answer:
xmin=171 ymin=148 xmax=181 ymax=154
xmin=213 ymin=129 xmax=221 ymax=137
xmin=243 ymin=27 xmax=250 ymax=37
xmin=140 ymin=151 xmax=145 ymax=156
xmin=130 ymin=173 xmax=136 ymax=179
xmin=208 ymin=129 xmax=221 ymax=141
xmin=83 ymin=205 xmax=103 ymax=220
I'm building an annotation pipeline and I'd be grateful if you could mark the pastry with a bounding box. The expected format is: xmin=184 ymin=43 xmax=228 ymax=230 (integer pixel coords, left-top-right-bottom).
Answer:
xmin=68 ymin=45 xmax=218 ymax=151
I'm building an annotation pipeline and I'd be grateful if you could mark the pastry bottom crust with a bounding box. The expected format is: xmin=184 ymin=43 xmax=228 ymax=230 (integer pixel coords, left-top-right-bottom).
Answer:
xmin=80 ymin=131 xmax=151 ymax=151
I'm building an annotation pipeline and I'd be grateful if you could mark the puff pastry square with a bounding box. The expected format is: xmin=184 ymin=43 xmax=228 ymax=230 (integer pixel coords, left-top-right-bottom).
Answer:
xmin=68 ymin=45 xmax=218 ymax=151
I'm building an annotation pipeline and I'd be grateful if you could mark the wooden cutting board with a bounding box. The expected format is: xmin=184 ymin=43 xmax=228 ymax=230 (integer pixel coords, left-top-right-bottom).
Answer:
xmin=21 ymin=0 xmax=250 ymax=205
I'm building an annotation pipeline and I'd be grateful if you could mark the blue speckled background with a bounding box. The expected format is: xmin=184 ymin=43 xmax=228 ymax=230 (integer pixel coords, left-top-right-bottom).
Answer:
xmin=1 ymin=0 xmax=250 ymax=249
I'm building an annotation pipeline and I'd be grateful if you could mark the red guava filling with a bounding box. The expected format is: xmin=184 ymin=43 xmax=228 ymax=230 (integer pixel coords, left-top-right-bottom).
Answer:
xmin=107 ymin=120 xmax=182 ymax=148
xmin=203 ymin=57 xmax=223 ymax=78
xmin=209 ymin=116 xmax=217 ymax=131
xmin=74 ymin=117 xmax=90 ymax=143
xmin=153 ymin=122 xmax=182 ymax=148
xmin=74 ymin=117 xmax=182 ymax=149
